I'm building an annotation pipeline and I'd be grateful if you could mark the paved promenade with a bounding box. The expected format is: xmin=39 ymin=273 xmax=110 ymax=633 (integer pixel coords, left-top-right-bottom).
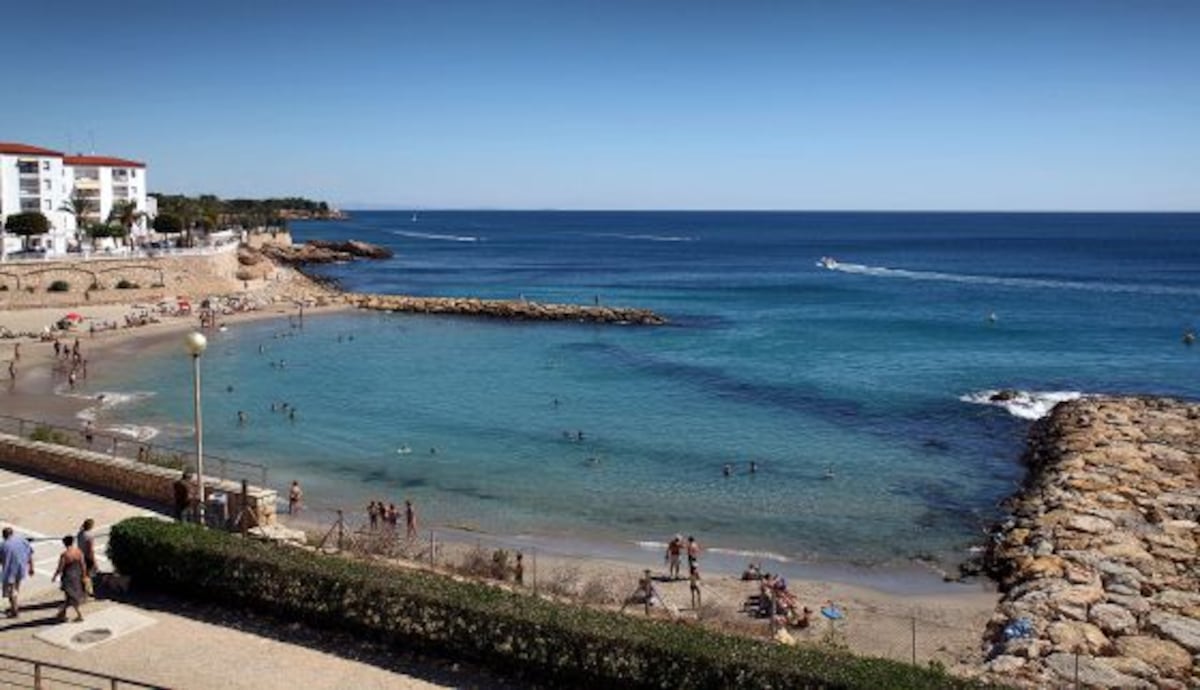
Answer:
xmin=0 ymin=466 xmax=500 ymax=690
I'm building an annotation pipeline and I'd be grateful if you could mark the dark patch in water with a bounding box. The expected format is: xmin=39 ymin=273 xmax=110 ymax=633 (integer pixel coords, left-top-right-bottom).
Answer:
xmin=559 ymin=341 xmax=861 ymax=419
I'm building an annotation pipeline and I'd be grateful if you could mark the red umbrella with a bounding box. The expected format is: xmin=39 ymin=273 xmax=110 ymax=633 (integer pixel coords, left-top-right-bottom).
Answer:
xmin=64 ymin=312 xmax=84 ymax=321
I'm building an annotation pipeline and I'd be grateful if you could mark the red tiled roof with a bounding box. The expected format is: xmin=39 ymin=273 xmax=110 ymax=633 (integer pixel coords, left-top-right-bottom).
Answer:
xmin=64 ymin=155 xmax=146 ymax=168
xmin=0 ymin=142 xmax=64 ymax=157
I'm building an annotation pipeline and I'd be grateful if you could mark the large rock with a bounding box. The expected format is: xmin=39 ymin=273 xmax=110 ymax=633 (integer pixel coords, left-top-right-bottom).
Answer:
xmin=1115 ymin=635 xmax=1194 ymax=677
xmin=1043 ymin=653 xmax=1150 ymax=689
xmin=1147 ymin=611 xmax=1200 ymax=654
xmin=1088 ymin=602 xmax=1137 ymax=636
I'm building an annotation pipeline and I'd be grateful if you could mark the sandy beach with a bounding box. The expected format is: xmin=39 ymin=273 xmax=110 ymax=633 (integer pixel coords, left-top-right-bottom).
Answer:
xmin=0 ymin=253 xmax=1001 ymax=681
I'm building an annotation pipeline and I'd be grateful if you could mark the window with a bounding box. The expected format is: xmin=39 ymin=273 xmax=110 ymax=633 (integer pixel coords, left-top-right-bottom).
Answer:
xmin=44 ymin=199 xmax=52 ymax=210
xmin=42 ymin=161 xmax=50 ymax=171
xmin=131 ymin=186 xmax=138 ymax=195
xmin=131 ymin=169 xmax=138 ymax=178
xmin=43 ymin=179 xmax=51 ymax=192
xmin=17 ymin=161 xmax=37 ymax=174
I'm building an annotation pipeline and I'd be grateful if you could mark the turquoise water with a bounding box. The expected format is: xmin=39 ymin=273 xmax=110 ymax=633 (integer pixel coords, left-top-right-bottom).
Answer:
xmin=85 ymin=212 xmax=1200 ymax=569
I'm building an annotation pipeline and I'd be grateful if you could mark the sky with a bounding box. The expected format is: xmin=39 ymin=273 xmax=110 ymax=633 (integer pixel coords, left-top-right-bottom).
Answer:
xmin=2 ymin=1 xmax=1197 ymax=211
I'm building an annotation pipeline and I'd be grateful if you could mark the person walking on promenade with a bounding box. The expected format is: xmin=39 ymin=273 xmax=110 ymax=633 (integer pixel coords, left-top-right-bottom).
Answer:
xmin=0 ymin=528 xmax=34 ymax=618
xmin=288 ymin=481 xmax=303 ymax=515
xmin=665 ymin=535 xmax=683 ymax=580
xmin=76 ymin=519 xmax=97 ymax=577
xmin=687 ymin=535 xmax=701 ymax=569
xmin=405 ymin=499 xmax=417 ymax=541
xmin=7 ymin=360 xmax=13 ymax=381
xmin=52 ymin=536 xmax=86 ymax=622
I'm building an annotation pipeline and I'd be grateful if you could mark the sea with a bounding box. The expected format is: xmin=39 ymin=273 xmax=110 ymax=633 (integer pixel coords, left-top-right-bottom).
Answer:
xmin=82 ymin=211 xmax=1200 ymax=580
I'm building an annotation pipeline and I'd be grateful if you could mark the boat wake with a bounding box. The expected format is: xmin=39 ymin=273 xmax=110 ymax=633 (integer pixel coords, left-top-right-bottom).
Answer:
xmin=820 ymin=259 xmax=1200 ymax=296
xmin=960 ymin=389 xmax=1084 ymax=420
xmin=590 ymin=232 xmax=696 ymax=243
xmin=390 ymin=230 xmax=481 ymax=243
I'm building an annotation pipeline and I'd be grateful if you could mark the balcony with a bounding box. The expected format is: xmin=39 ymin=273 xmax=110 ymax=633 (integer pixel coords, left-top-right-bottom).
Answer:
xmin=19 ymin=199 xmax=40 ymax=212
xmin=19 ymin=181 xmax=40 ymax=195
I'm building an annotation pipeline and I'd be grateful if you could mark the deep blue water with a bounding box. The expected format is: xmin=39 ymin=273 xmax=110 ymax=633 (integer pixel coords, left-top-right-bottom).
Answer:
xmin=89 ymin=212 xmax=1200 ymax=569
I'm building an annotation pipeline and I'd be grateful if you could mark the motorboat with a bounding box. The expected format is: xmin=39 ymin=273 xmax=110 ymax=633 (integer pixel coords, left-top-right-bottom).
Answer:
xmin=817 ymin=256 xmax=839 ymax=270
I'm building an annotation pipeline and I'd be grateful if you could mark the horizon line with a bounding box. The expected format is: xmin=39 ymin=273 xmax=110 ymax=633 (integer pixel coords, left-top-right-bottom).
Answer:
xmin=335 ymin=207 xmax=1200 ymax=214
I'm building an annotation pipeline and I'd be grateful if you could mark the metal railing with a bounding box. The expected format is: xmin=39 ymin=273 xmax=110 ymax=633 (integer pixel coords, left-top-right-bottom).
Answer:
xmin=0 ymin=652 xmax=168 ymax=689
xmin=0 ymin=413 xmax=268 ymax=488
xmin=0 ymin=242 xmax=239 ymax=265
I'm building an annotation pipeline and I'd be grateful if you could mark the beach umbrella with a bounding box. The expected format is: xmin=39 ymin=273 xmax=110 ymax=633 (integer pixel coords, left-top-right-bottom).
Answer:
xmin=64 ymin=312 xmax=84 ymax=321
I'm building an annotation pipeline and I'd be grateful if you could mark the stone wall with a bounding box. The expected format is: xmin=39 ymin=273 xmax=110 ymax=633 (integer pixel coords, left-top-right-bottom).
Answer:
xmin=0 ymin=245 xmax=244 ymax=310
xmin=0 ymin=433 xmax=276 ymax=527
xmin=981 ymin=397 xmax=1199 ymax=688
xmin=351 ymin=293 xmax=666 ymax=325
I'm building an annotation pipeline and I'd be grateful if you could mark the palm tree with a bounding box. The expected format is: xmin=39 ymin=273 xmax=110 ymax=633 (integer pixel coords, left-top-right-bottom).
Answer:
xmin=108 ymin=201 xmax=143 ymax=248
xmin=59 ymin=193 xmax=96 ymax=245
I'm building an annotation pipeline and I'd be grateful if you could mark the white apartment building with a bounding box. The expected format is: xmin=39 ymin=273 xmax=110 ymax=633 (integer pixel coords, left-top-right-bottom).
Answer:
xmin=0 ymin=141 xmax=149 ymax=259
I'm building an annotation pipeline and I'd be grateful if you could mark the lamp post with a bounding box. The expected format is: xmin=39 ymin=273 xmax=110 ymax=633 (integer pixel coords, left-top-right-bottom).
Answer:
xmin=184 ymin=331 xmax=208 ymax=524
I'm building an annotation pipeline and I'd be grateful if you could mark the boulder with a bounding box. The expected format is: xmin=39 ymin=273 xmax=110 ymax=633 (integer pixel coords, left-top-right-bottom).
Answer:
xmin=1088 ymin=602 xmax=1137 ymax=636
xmin=1115 ymin=635 xmax=1194 ymax=677
xmin=1043 ymin=653 xmax=1150 ymax=689
xmin=1147 ymin=611 xmax=1200 ymax=654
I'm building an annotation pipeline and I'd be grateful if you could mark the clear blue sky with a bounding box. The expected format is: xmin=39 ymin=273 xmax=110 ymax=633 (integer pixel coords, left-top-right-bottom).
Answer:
xmin=3 ymin=1 xmax=1197 ymax=210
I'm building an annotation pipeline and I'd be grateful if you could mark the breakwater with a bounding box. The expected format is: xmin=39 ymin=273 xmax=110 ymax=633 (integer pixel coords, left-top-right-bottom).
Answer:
xmin=981 ymin=397 xmax=1198 ymax=688
xmin=348 ymin=292 xmax=666 ymax=325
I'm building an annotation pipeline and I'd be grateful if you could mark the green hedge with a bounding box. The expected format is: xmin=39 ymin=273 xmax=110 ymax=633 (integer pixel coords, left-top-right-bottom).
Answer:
xmin=108 ymin=518 xmax=989 ymax=689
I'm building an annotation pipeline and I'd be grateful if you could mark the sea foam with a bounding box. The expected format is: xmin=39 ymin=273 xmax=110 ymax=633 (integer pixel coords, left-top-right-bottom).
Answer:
xmin=390 ymin=230 xmax=480 ymax=243
xmin=960 ymin=389 xmax=1084 ymax=420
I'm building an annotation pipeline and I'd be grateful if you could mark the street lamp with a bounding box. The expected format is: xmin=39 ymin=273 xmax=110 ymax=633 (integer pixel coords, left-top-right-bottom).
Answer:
xmin=184 ymin=331 xmax=208 ymax=524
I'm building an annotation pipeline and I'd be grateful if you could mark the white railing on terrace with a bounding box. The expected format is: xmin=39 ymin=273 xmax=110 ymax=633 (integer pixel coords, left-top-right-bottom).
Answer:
xmin=0 ymin=241 xmax=239 ymax=263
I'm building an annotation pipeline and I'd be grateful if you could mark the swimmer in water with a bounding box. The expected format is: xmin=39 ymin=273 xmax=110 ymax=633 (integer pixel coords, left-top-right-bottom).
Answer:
xmin=723 ymin=463 xmax=732 ymax=477
xmin=823 ymin=466 xmax=835 ymax=480
xmin=749 ymin=461 xmax=758 ymax=474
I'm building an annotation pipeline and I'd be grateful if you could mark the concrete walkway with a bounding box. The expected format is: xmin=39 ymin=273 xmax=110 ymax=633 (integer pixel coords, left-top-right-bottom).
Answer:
xmin=0 ymin=466 xmax=503 ymax=689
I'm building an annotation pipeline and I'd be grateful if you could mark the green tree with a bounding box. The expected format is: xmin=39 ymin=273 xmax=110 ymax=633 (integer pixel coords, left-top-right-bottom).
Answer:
xmin=153 ymin=213 xmax=184 ymax=236
xmin=108 ymin=200 xmax=143 ymax=247
xmin=4 ymin=212 xmax=51 ymax=251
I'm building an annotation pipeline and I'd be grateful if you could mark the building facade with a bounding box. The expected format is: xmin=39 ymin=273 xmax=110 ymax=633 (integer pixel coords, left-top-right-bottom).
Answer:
xmin=0 ymin=141 xmax=149 ymax=259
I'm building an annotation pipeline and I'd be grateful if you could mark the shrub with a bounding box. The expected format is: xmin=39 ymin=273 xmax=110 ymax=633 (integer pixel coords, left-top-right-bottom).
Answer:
xmin=116 ymin=279 xmax=139 ymax=289
xmin=30 ymin=425 xmax=71 ymax=445
xmin=48 ymin=280 xmax=70 ymax=292
xmin=107 ymin=519 xmax=983 ymax=689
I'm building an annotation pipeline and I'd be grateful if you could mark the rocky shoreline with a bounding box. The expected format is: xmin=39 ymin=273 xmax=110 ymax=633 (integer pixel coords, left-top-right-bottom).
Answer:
xmin=980 ymin=396 xmax=1199 ymax=688
xmin=348 ymin=293 xmax=666 ymax=325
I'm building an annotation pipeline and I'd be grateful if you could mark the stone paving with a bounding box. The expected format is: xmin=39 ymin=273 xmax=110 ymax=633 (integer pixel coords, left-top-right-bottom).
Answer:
xmin=0 ymin=466 xmax=500 ymax=690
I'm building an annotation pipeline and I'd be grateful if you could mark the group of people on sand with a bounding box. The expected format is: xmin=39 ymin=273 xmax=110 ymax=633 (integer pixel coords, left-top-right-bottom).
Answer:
xmin=664 ymin=534 xmax=704 ymax=608
xmin=367 ymin=499 xmax=418 ymax=540
xmin=742 ymin=564 xmax=817 ymax=630
xmin=0 ymin=518 xmax=99 ymax=623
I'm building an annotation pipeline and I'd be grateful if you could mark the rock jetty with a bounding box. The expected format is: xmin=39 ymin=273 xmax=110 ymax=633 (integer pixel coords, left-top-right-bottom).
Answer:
xmin=350 ymin=293 xmax=666 ymax=325
xmin=258 ymin=239 xmax=393 ymax=265
xmin=981 ymin=396 xmax=1199 ymax=688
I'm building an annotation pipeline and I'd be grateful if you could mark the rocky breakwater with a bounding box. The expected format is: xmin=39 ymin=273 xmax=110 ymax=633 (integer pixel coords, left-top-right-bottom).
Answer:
xmin=981 ymin=396 xmax=1199 ymax=689
xmin=259 ymin=239 xmax=394 ymax=265
xmin=351 ymin=293 xmax=666 ymax=325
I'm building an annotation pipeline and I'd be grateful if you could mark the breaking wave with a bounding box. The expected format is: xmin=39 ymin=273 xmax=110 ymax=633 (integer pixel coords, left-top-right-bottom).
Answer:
xmin=959 ymin=389 xmax=1084 ymax=420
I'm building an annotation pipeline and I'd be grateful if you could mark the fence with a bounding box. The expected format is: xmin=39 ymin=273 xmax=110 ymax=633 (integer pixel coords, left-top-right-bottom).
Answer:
xmin=0 ymin=652 xmax=167 ymax=689
xmin=0 ymin=242 xmax=238 ymax=265
xmin=0 ymin=413 xmax=268 ymax=488
xmin=289 ymin=500 xmax=993 ymax=673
